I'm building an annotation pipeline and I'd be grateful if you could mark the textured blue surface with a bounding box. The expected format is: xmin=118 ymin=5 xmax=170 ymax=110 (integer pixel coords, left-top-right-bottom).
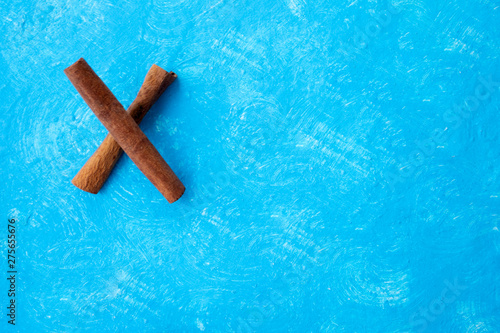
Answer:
xmin=1 ymin=0 xmax=500 ymax=332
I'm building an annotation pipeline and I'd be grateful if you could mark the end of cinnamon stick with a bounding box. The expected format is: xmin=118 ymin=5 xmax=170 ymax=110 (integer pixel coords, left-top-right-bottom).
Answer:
xmin=169 ymin=183 xmax=186 ymax=203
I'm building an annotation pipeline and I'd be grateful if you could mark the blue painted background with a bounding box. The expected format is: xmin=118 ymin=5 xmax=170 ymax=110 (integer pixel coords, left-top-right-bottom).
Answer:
xmin=1 ymin=0 xmax=499 ymax=332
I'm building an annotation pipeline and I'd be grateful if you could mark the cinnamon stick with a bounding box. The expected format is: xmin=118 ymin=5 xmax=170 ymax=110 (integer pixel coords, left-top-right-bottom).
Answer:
xmin=72 ymin=64 xmax=177 ymax=194
xmin=65 ymin=58 xmax=185 ymax=203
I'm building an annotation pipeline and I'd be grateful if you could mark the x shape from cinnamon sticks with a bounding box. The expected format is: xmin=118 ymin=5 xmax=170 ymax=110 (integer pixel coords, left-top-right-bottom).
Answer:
xmin=72 ymin=63 xmax=177 ymax=194
xmin=65 ymin=58 xmax=185 ymax=203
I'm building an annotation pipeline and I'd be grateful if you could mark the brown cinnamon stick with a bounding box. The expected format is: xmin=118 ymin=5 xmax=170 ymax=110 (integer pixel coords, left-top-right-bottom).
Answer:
xmin=72 ymin=64 xmax=177 ymax=194
xmin=65 ymin=58 xmax=185 ymax=203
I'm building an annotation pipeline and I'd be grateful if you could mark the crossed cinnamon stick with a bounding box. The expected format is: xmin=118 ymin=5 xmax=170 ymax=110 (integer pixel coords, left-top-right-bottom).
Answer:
xmin=65 ymin=58 xmax=185 ymax=203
